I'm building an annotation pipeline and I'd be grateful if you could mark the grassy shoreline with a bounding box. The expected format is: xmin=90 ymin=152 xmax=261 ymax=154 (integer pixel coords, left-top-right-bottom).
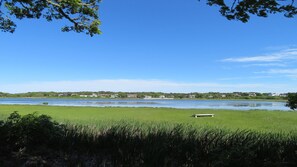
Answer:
xmin=1 ymin=105 xmax=297 ymax=166
xmin=0 ymin=104 xmax=296 ymax=133
xmin=0 ymin=96 xmax=287 ymax=102
xmin=1 ymin=111 xmax=297 ymax=166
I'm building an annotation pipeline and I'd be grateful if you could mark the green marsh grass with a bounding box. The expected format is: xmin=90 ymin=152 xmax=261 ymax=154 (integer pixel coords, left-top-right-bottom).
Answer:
xmin=0 ymin=105 xmax=297 ymax=133
xmin=1 ymin=111 xmax=297 ymax=166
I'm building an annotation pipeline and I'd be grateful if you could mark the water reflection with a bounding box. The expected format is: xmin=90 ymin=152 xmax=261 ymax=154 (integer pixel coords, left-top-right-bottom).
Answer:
xmin=0 ymin=98 xmax=289 ymax=111
xmin=84 ymin=101 xmax=159 ymax=105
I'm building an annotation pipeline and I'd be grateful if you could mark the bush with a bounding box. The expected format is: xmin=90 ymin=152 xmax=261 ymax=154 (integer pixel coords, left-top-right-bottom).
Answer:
xmin=286 ymin=93 xmax=297 ymax=110
xmin=1 ymin=111 xmax=64 ymax=150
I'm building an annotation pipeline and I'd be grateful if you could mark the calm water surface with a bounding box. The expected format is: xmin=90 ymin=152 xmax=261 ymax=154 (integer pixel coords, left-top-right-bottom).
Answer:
xmin=0 ymin=98 xmax=289 ymax=110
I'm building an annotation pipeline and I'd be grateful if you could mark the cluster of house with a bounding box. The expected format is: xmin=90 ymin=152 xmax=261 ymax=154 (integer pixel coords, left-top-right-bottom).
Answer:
xmin=77 ymin=93 xmax=138 ymax=98
xmin=57 ymin=92 xmax=288 ymax=99
xmin=267 ymin=93 xmax=287 ymax=97
xmin=144 ymin=95 xmax=175 ymax=99
xmin=58 ymin=93 xmax=118 ymax=98
xmin=207 ymin=92 xmax=287 ymax=98
xmin=246 ymin=92 xmax=287 ymax=97
xmin=79 ymin=94 xmax=99 ymax=98
xmin=78 ymin=93 xmax=119 ymax=98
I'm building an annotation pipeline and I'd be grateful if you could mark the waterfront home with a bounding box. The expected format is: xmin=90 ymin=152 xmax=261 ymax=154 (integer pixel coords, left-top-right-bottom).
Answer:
xmin=89 ymin=93 xmax=98 ymax=98
xmin=99 ymin=94 xmax=110 ymax=98
xmin=79 ymin=95 xmax=88 ymax=98
xmin=144 ymin=95 xmax=152 ymax=99
xmin=248 ymin=92 xmax=257 ymax=97
xmin=189 ymin=95 xmax=196 ymax=98
xmin=127 ymin=94 xmax=138 ymax=98
xmin=159 ymin=95 xmax=166 ymax=99
xmin=111 ymin=94 xmax=118 ymax=98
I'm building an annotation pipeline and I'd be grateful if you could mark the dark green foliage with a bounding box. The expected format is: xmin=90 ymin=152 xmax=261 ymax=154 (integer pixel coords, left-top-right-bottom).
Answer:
xmin=1 ymin=112 xmax=297 ymax=166
xmin=0 ymin=0 xmax=101 ymax=36
xmin=286 ymin=93 xmax=297 ymax=110
xmin=207 ymin=0 xmax=297 ymax=23
xmin=1 ymin=111 xmax=64 ymax=150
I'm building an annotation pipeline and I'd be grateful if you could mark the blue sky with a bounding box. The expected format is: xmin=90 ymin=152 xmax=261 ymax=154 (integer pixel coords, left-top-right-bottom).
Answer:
xmin=1 ymin=0 xmax=297 ymax=93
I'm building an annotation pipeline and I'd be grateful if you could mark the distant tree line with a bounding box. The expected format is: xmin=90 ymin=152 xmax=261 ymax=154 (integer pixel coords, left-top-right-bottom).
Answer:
xmin=0 ymin=91 xmax=288 ymax=100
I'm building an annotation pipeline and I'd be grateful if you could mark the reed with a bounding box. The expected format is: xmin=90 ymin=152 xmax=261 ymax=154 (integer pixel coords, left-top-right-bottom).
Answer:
xmin=1 ymin=112 xmax=297 ymax=166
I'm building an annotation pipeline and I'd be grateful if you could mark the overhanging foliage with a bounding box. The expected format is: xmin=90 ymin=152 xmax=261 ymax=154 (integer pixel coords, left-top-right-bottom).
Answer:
xmin=0 ymin=0 xmax=296 ymax=36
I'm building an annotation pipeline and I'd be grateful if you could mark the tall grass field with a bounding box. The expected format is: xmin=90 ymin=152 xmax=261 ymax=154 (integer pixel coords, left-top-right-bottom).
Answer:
xmin=0 ymin=105 xmax=296 ymax=133
xmin=1 ymin=105 xmax=297 ymax=166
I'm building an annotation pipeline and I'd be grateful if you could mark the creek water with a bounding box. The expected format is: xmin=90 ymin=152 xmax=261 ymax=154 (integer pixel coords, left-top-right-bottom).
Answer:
xmin=0 ymin=98 xmax=289 ymax=110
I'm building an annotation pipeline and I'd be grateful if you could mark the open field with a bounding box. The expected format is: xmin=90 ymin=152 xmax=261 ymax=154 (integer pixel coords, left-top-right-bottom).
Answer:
xmin=0 ymin=105 xmax=297 ymax=133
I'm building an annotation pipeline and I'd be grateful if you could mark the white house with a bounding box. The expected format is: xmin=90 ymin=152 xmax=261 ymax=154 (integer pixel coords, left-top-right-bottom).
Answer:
xmin=111 ymin=94 xmax=118 ymax=98
xmin=189 ymin=95 xmax=196 ymax=98
xmin=127 ymin=94 xmax=138 ymax=98
xmin=89 ymin=93 xmax=98 ymax=98
xmin=144 ymin=95 xmax=152 ymax=99
xmin=159 ymin=95 xmax=166 ymax=99
xmin=248 ymin=92 xmax=257 ymax=97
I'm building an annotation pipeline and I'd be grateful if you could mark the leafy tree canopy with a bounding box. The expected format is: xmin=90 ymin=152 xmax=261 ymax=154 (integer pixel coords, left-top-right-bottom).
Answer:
xmin=207 ymin=0 xmax=297 ymax=23
xmin=0 ymin=0 xmax=296 ymax=36
xmin=286 ymin=93 xmax=297 ymax=110
xmin=0 ymin=0 xmax=101 ymax=36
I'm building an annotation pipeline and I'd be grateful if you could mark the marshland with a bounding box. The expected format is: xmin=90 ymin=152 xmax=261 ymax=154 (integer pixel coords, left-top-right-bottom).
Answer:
xmin=1 ymin=104 xmax=297 ymax=166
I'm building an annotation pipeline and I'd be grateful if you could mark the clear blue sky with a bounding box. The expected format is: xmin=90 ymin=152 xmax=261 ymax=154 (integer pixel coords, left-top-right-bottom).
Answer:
xmin=1 ymin=0 xmax=297 ymax=93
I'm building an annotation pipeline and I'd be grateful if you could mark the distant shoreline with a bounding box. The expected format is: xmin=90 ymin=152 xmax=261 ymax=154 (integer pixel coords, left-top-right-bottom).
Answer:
xmin=0 ymin=97 xmax=286 ymax=102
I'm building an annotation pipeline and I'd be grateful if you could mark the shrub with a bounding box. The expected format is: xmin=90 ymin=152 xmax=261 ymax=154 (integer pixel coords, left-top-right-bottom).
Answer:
xmin=286 ymin=93 xmax=297 ymax=110
xmin=2 ymin=111 xmax=64 ymax=150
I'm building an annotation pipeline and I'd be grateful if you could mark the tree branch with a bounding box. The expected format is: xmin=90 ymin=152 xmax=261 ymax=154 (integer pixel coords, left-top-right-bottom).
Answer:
xmin=46 ymin=0 xmax=61 ymax=8
xmin=46 ymin=0 xmax=81 ymax=27
xmin=46 ymin=0 xmax=96 ymax=8
xmin=20 ymin=2 xmax=30 ymax=10
xmin=57 ymin=7 xmax=78 ymax=26
xmin=231 ymin=0 xmax=238 ymax=11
